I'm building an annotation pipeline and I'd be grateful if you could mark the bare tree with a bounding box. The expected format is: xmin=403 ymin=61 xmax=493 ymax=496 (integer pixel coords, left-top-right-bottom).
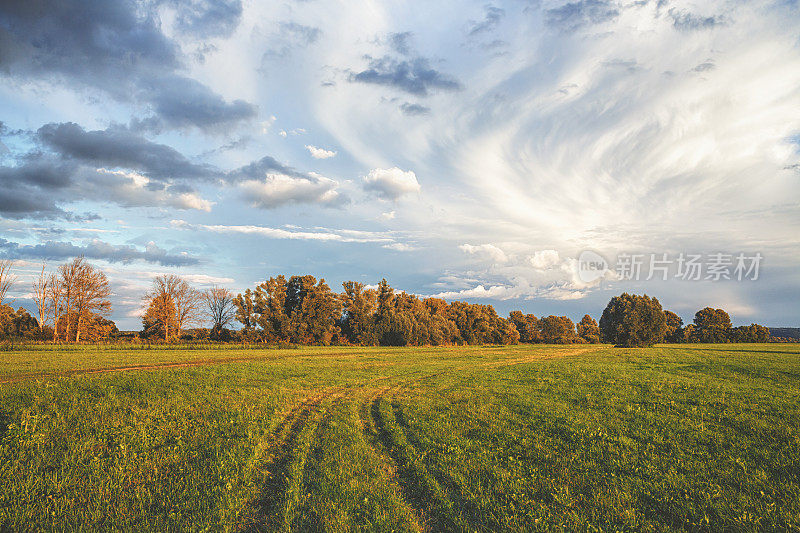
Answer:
xmin=173 ymin=277 xmax=203 ymax=337
xmin=204 ymin=286 xmax=236 ymax=331
xmin=48 ymin=273 xmax=64 ymax=341
xmin=144 ymin=275 xmax=202 ymax=341
xmin=31 ymin=264 xmax=50 ymax=334
xmin=0 ymin=259 xmax=17 ymax=307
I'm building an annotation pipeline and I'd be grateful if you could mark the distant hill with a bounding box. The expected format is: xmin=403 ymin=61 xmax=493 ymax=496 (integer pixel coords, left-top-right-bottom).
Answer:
xmin=769 ymin=328 xmax=800 ymax=340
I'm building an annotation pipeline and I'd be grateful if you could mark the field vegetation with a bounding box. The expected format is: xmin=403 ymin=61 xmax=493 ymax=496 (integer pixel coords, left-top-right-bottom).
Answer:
xmin=1 ymin=343 xmax=798 ymax=531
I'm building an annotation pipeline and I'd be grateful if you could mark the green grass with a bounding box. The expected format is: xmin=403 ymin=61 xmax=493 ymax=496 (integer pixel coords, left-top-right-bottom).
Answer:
xmin=1 ymin=344 xmax=798 ymax=531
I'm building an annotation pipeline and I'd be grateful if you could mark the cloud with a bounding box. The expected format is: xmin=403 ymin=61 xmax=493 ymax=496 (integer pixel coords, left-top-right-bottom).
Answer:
xmin=362 ymin=167 xmax=421 ymax=200
xmin=37 ymin=122 xmax=219 ymax=181
xmin=459 ymin=243 xmax=509 ymax=264
xmin=240 ymin=173 xmax=344 ymax=208
xmin=171 ymin=219 xmax=394 ymax=243
xmin=0 ymin=238 xmax=200 ymax=266
xmin=0 ymin=0 xmax=256 ymax=133
xmin=545 ymin=0 xmax=619 ymax=31
xmin=528 ymin=250 xmax=561 ymax=270
xmin=668 ymin=8 xmax=725 ymax=31
xmin=305 ymin=145 xmax=337 ymax=159
xmin=161 ymin=0 xmax=244 ymax=39
xmin=468 ymin=6 xmax=505 ymax=36
xmin=133 ymin=75 xmax=258 ymax=133
xmin=350 ymin=56 xmax=462 ymax=96
xmin=399 ymin=102 xmax=431 ymax=116
xmin=263 ymin=21 xmax=322 ymax=58
xmin=388 ymin=32 xmax=413 ymax=56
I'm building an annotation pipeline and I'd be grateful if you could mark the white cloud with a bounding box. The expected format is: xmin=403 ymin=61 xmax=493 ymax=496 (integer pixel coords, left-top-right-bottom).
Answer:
xmin=170 ymin=219 xmax=395 ymax=243
xmin=305 ymin=145 xmax=337 ymax=159
xmin=93 ymin=169 xmax=214 ymax=212
xmin=528 ymin=250 xmax=560 ymax=270
xmin=362 ymin=167 xmax=421 ymax=200
xmin=240 ymin=172 xmax=343 ymax=208
xmin=459 ymin=243 xmax=508 ymax=264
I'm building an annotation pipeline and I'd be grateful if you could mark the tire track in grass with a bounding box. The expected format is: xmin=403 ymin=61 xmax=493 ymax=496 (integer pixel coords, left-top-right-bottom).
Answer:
xmin=368 ymin=391 xmax=474 ymax=533
xmin=358 ymin=386 xmax=426 ymax=532
xmin=238 ymin=388 xmax=345 ymax=532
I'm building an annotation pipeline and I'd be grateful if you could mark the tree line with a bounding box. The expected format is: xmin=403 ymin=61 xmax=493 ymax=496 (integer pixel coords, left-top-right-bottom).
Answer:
xmin=0 ymin=260 xmax=781 ymax=345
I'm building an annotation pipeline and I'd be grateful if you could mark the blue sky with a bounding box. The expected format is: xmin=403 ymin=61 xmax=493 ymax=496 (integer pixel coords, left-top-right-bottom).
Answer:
xmin=1 ymin=0 xmax=799 ymax=330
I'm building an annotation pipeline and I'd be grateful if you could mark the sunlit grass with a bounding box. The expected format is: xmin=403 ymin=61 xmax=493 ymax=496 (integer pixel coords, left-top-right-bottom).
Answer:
xmin=1 ymin=343 xmax=798 ymax=531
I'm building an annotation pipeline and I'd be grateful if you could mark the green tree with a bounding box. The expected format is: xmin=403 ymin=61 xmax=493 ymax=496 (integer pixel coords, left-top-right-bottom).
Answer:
xmin=599 ymin=293 xmax=667 ymax=347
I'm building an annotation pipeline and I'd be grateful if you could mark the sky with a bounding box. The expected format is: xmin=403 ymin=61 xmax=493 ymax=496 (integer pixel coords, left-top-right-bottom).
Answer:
xmin=1 ymin=0 xmax=799 ymax=330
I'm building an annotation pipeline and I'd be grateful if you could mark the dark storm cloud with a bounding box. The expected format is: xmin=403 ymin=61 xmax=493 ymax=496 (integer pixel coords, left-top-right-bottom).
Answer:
xmin=0 ymin=0 xmax=257 ymax=133
xmin=37 ymin=123 xmax=219 ymax=181
xmin=0 ymin=238 xmax=201 ymax=266
xmin=468 ymin=6 xmax=505 ymax=36
xmin=545 ymin=0 xmax=619 ymax=31
xmin=350 ymin=56 xmax=462 ymax=96
xmin=668 ymin=8 xmax=725 ymax=31
xmin=135 ymin=76 xmax=257 ymax=132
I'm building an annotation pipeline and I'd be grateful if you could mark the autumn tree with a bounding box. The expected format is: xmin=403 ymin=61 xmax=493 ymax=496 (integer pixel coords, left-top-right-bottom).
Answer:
xmin=72 ymin=260 xmax=112 ymax=341
xmin=508 ymin=311 xmax=541 ymax=343
xmin=341 ymin=281 xmax=378 ymax=345
xmin=692 ymin=307 xmax=732 ymax=343
xmin=49 ymin=258 xmax=112 ymax=342
xmin=143 ymin=275 xmax=202 ymax=341
xmin=539 ymin=315 xmax=579 ymax=344
xmin=663 ymin=310 xmax=684 ymax=343
xmin=599 ymin=293 xmax=667 ymax=347
xmin=577 ymin=314 xmax=601 ymax=344
xmin=731 ymin=324 xmax=770 ymax=343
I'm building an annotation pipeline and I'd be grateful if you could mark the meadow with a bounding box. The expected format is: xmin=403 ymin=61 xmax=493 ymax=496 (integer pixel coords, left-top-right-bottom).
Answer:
xmin=1 ymin=343 xmax=798 ymax=532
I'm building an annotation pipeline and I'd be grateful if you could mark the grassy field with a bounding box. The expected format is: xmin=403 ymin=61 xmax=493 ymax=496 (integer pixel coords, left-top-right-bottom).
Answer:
xmin=1 ymin=343 xmax=799 ymax=532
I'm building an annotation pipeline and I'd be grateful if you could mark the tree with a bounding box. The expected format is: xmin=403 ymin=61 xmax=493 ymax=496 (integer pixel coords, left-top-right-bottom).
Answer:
xmin=508 ymin=311 xmax=541 ymax=343
xmin=143 ymin=275 xmax=201 ymax=341
xmin=72 ymin=260 xmax=112 ymax=342
xmin=599 ymin=293 xmax=667 ymax=347
xmin=47 ymin=273 xmax=64 ymax=341
xmin=341 ymin=281 xmax=378 ymax=345
xmin=204 ymin=286 xmax=236 ymax=339
xmin=731 ymin=324 xmax=770 ymax=343
xmin=692 ymin=307 xmax=732 ymax=343
xmin=539 ymin=315 xmax=579 ymax=344
xmin=142 ymin=287 xmax=178 ymax=340
xmin=233 ymin=289 xmax=256 ymax=331
xmin=0 ymin=259 xmax=16 ymax=307
xmin=577 ymin=314 xmax=601 ymax=344
xmin=50 ymin=258 xmax=112 ymax=342
xmin=664 ymin=310 xmax=683 ymax=343
xmin=31 ymin=264 xmax=51 ymax=335
xmin=0 ymin=305 xmax=38 ymax=339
